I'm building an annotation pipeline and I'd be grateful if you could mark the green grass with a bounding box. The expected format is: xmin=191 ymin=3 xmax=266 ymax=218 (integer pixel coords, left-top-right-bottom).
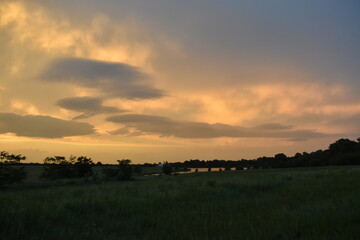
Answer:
xmin=1 ymin=166 xmax=360 ymax=239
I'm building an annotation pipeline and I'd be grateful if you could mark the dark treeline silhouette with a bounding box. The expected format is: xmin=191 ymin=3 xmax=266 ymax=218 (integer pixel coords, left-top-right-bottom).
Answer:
xmin=143 ymin=138 xmax=360 ymax=170
xmin=1 ymin=138 xmax=360 ymax=186
xmin=41 ymin=155 xmax=94 ymax=179
xmin=102 ymin=159 xmax=134 ymax=180
xmin=0 ymin=151 xmax=27 ymax=186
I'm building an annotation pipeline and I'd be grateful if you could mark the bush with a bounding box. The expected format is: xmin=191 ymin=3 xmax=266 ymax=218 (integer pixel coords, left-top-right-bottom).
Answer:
xmin=73 ymin=156 xmax=94 ymax=177
xmin=117 ymin=159 xmax=133 ymax=180
xmin=0 ymin=151 xmax=27 ymax=186
xmin=42 ymin=155 xmax=94 ymax=179
xmin=102 ymin=159 xmax=133 ymax=181
xmin=42 ymin=156 xmax=75 ymax=179
xmin=162 ymin=164 xmax=172 ymax=175
xmin=102 ymin=168 xmax=119 ymax=179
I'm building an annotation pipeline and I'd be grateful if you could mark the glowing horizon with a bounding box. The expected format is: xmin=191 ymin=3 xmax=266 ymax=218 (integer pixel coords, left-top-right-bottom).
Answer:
xmin=1 ymin=1 xmax=359 ymax=163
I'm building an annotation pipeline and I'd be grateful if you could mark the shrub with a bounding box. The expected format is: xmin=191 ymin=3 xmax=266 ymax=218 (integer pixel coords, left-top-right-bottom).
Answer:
xmin=102 ymin=168 xmax=119 ymax=179
xmin=162 ymin=164 xmax=172 ymax=175
xmin=42 ymin=155 xmax=94 ymax=179
xmin=73 ymin=156 xmax=94 ymax=177
xmin=42 ymin=156 xmax=76 ymax=179
xmin=102 ymin=159 xmax=133 ymax=181
xmin=117 ymin=159 xmax=133 ymax=180
xmin=0 ymin=151 xmax=27 ymax=186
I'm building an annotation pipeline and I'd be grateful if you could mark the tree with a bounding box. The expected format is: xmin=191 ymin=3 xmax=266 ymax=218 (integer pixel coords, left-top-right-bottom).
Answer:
xmin=74 ymin=156 xmax=94 ymax=177
xmin=162 ymin=164 xmax=172 ymax=175
xmin=117 ymin=159 xmax=133 ymax=180
xmin=41 ymin=155 xmax=94 ymax=179
xmin=0 ymin=151 xmax=27 ymax=186
xmin=329 ymin=138 xmax=357 ymax=155
xmin=42 ymin=156 xmax=76 ymax=179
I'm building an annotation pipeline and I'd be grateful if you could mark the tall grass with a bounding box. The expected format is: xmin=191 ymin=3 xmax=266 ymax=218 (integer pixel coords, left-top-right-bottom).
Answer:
xmin=1 ymin=166 xmax=359 ymax=239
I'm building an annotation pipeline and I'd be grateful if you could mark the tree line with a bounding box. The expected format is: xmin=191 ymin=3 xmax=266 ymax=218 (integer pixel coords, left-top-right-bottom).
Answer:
xmin=1 ymin=137 xmax=360 ymax=186
xmin=144 ymin=138 xmax=360 ymax=170
xmin=0 ymin=152 xmax=140 ymax=186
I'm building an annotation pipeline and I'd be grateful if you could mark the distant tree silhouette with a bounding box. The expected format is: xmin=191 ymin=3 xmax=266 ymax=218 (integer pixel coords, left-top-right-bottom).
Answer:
xmin=329 ymin=138 xmax=357 ymax=155
xmin=162 ymin=164 xmax=172 ymax=175
xmin=167 ymin=137 xmax=360 ymax=170
xmin=42 ymin=156 xmax=75 ymax=179
xmin=102 ymin=159 xmax=133 ymax=180
xmin=117 ymin=159 xmax=133 ymax=180
xmin=0 ymin=151 xmax=27 ymax=186
xmin=42 ymin=155 xmax=94 ymax=179
xmin=74 ymin=156 xmax=94 ymax=177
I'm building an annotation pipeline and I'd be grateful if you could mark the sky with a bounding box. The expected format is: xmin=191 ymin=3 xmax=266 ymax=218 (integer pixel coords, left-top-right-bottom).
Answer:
xmin=0 ymin=0 xmax=359 ymax=163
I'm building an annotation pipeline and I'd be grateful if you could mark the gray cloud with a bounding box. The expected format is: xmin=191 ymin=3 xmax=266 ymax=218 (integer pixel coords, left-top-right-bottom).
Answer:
xmin=41 ymin=57 xmax=165 ymax=99
xmin=0 ymin=113 xmax=95 ymax=138
xmin=56 ymin=96 xmax=127 ymax=119
xmin=106 ymin=114 xmax=326 ymax=140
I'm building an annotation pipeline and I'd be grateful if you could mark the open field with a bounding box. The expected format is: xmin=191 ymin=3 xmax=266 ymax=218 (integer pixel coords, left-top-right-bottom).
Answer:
xmin=1 ymin=166 xmax=360 ymax=240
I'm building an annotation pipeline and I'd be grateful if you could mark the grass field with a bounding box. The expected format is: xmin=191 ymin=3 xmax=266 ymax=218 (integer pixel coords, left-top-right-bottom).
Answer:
xmin=1 ymin=166 xmax=360 ymax=240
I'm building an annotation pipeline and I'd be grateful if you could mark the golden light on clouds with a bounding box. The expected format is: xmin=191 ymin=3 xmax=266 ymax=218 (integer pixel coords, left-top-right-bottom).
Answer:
xmin=0 ymin=0 xmax=359 ymax=163
xmin=0 ymin=1 xmax=152 ymax=67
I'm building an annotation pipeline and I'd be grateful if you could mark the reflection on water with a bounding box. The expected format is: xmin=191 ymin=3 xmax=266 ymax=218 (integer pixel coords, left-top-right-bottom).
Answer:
xmin=145 ymin=168 xmax=240 ymax=176
xmin=185 ymin=168 xmax=236 ymax=173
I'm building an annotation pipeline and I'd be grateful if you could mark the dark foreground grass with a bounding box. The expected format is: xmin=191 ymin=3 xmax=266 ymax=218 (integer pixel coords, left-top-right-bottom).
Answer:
xmin=1 ymin=166 xmax=360 ymax=240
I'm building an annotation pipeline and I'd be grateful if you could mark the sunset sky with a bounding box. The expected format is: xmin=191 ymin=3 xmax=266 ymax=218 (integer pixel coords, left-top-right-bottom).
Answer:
xmin=1 ymin=0 xmax=359 ymax=163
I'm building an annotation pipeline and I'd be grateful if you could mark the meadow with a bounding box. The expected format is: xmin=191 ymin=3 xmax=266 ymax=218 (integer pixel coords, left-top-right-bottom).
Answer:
xmin=1 ymin=166 xmax=360 ymax=240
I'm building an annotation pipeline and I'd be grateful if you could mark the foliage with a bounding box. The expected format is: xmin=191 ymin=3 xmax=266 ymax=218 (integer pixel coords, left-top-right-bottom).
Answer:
xmin=102 ymin=159 xmax=133 ymax=180
xmin=162 ymin=164 xmax=172 ymax=175
xmin=74 ymin=156 xmax=94 ymax=177
xmin=174 ymin=138 xmax=360 ymax=170
xmin=0 ymin=151 xmax=27 ymax=186
xmin=42 ymin=156 xmax=94 ymax=179
xmin=102 ymin=168 xmax=119 ymax=179
xmin=117 ymin=159 xmax=133 ymax=180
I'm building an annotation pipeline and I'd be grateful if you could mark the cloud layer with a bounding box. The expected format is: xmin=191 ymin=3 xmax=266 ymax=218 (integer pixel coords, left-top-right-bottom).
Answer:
xmin=41 ymin=57 xmax=165 ymax=99
xmin=107 ymin=114 xmax=326 ymax=140
xmin=56 ymin=96 xmax=127 ymax=119
xmin=0 ymin=113 xmax=95 ymax=138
